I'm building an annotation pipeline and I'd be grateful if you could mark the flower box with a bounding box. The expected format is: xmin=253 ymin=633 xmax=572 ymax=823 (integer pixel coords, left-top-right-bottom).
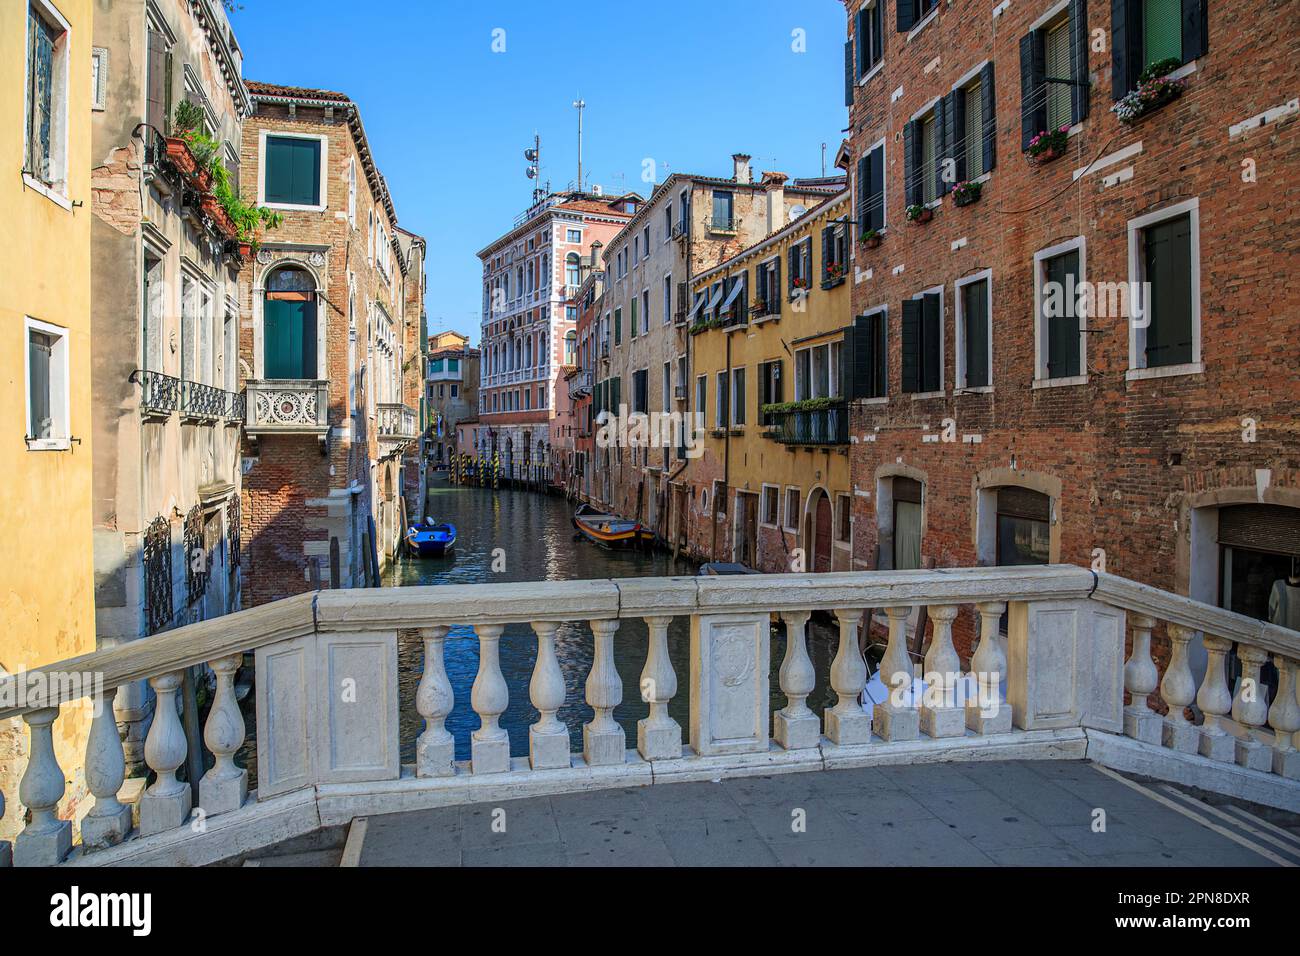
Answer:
xmin=906 ymin=204 xmax=933 ymax=224
xmin=1112 ymin=60 xmax=1186 ymax=126
xmin=201 ymin=194 xmax=238 ymax=239
xmin=859 ymin=230 xmax=882 ymax=249
xmin=164 ymin=137 xmax=212 ymax=192
xmin=1027 ymin=126 xmax=1071 ymax=165
xmin=951 ymin=181 xmax=983 ymax=207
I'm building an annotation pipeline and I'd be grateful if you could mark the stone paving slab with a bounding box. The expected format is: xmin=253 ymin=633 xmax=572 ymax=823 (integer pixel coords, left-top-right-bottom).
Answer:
xmin=353 ymin=760 xmax=1291 ymax=867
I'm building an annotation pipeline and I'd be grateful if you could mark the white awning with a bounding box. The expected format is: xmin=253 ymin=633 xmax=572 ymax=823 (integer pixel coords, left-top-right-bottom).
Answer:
xmin=720 ymin=278 xmax=745 ymax=313
xmin=688 ymin=292 xmax=708 ymax=320
xmin=706 ymin=281 xmax=727 ymax=313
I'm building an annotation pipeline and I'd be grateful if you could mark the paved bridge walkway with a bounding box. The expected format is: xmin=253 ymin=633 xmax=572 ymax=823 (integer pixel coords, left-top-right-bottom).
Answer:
xmin=243 ymin=760 xmax=1300 ymax=867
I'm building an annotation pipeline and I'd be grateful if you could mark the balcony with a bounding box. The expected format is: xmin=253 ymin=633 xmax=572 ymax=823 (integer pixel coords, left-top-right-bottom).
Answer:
xmin=130 ymin=369 xmax=181 ymax=419
xmin=568 ymin=369 xmax=593 ymax=400
xmin=5 ymin=565 xmax=1298 ymax=866
xmin=244 ymin=379 xmax=330 ymax=444
xmin=131 ymin=370 xmax=242 ymax=425
xmin=181 ymin=380 xmax=227 ymax=422
xmin=673 ymin=384 xmax=687 ymax=401
xmin=764 ymin=400 xmax=849 ymax=445
xmin=378 ymin=403 xmax=419 ymax=444
xmin=708 ymin=216 xmax=737 ymax=235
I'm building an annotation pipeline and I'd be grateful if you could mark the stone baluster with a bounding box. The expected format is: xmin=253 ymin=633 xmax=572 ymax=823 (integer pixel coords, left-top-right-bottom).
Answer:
xmin=967 ymin=602 xmax=1012 ymax=734
xmin=637 ymin=616 xmax=682 ymax=760
xmin=1196 ymin=635 xmax=1235 ymax=762
xmin=529 ymin=621 xmax=571 ymax=769
xmin=920 ymin=605 xmax=963 ymax=738
xmin=139 ymin=671 xmax=192 ymax=835
xmin=874 ymin=606 xmax=920 ymax=741
xmin=825 ymin=608 xmax=871 ymax=745
xmin=82 ymin=688 xmax=133 ymax=849
xmin=200 ymin=654 xmax=247 ymax=815
xmin=470 ymin=624 xmax=510 ymax=774
xmin=774 ymin=611 xmax=819 ymax=750
xmin=1267 ymin=655 xmax=1300 ymax=779
xmin=1230 ymin=644 xmax=1272 ymax=772
xmin=1160 ymin=623 xmax=1199 ymax=753
xmin=1122 ymin=614 xmax=1161 ymax=744
xmin=14 ymin=707 xmax=72 ymax=866
xmin=584 ymin=619 xmax=625 ymax=765
xmin=416 ymin=626 xmax=456 ymax=777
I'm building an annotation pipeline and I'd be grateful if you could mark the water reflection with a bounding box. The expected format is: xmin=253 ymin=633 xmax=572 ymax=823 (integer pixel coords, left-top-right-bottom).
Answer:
xmin=389 ymin=476 xmax=844 ymax=762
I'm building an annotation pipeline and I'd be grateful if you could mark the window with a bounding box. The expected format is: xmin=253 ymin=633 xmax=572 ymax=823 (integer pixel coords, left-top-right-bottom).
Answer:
xmin=565 ymin=253 xmax=580 ymax=287
xmin=261 ymin=133 xmax=324 ymax=208
xmin=1128 ymin=200 xmax=1200 ymax=374
xmin=663 ymin=275 xmax=672 ymax=325
xmin=897 ymin=0 xmax=938 ymax=31
xmin=892 ymin=478 xmax=924 ymax=570
xmin=711 ymin=190 xmax=734 ymax=231
xmin=696 ymin=374 xmax=708 ymax=430
xmin=821 ymin=224 xmax=848 ymax=285
xmin=995 ymin=486 xmax=1051 ymax=566
xmin=715 ymin=371 xmax=728 ymax=428
xmin=664 ymin=203 xmax=673 ymax=239
xmin=795 ymin=344 xmax=838 ymax=400
xmin=347 ymin=158 xmax=357 ymax=227
xmin=731 ymin=367 xmax=746 ymax=426
xmin=956 ymin=272 xmax=992 ymax=389
xmin=901 ymin=290 xmax=943 ymax=394
xmin=263 ymin=267 xmax=318 ymax=379
xmin=904 ymin=105 xmax=944 ymax=207
xmin=1113 ymin=0 xmax=1206 ymax=98
xmin=856 ymin=141 xmax=885 ymax=234
xmin=787 ymin=238 xmax=812 ymax=296
xmin=1034 ymin=238 xmax=1086 ymax=382
xmin=855 ymin=1 xmax=883 ymax=78
xmin=91 ymin=47 xmax=108 ymax=110
xmin=848 ymin=308 xmax=888 ymax=399
xmin=25 ymin=317 xmax=69 ymax=449
xmin=642 ymin=288 xmax=650 ymax=333
xmin=567 ymin=228 xmax=582 ymax=243
xmin=758 ymin=360 xmax=783 ymax=425
xmin=630 ymin=295 xmax=639 ymax=338
xmin=761 ymin=486 xmax=779 ymax=527
xmin=784 ymin=488 xmax=801 ymax=533
xmin=1019 ymin=1 xmax=1090 ymax=150
xmin=614 ymin=307 xmax=622 ymax=346
xmin=948 ymin=64 xmax=997 ymax=183
xmin=24 ymin=1 xmax=72 ymax=200
xmin=632 ymin=369 xmax=649 ymax=414
xmin=643 ymin=226 xmax=650 ymax=256
xmin=754 ymin=257 xmax=781 ymax=317
xmin=835 ymin=494 xmax=852 ymax=543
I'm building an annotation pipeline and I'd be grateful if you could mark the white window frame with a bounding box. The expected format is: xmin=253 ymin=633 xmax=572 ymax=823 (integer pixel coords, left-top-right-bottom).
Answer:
xmin=783 ymin=486 xmax=801 ymax=534
xmin=954 ymin=268 xmax=994 ymax=392
xmin=856 ymin=0 xmax=885 ymax=85
xmin=696 ymin=374 xmax=708 ymax=430
xmin=566 ymin=227 xmax=582 ymax=244
xmin=834 ymin=492 xmax=853 ymax=545
xmin=257 ymin=129 xmax=329 ymax=212
xmin=23 ymin=0 xmax=73 ymax=209
xmin=663 ymin=273 xmax=672 ymax=325
xmin=24 ymin=316 xmax=70 ymax=450
xmin=91 ymin=46 xmax=109 ymax=111
xmin=760 ymin=483 xmax=781 ymax=529
xmin=1032 ymin=236 xmax=1088 ymax=388
xmin=1126 ymin=197 xmax=1203 ymax=381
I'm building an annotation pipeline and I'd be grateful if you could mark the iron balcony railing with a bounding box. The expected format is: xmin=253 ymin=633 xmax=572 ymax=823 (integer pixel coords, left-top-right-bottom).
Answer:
xmin=131 ymin=369 xmax=182 ymax=417
xmin=181 ymin=380 xmax=227 ymax=421
xmin=765 ymin=401 xmax=850 ymax=446
xmin=227 ymin=391 xmax=246 ymax=423
xmin=708 ymin=216 xmax=737 ymax=233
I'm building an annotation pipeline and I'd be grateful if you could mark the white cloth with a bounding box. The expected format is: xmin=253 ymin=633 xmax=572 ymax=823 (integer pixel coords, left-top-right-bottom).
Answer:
xmin=1268 ymin=580 xmax=1300 ymax=631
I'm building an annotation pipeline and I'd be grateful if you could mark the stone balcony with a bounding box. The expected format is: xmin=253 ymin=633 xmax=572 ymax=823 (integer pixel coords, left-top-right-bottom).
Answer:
xmin=243 ymin=380 xmax=329 ymax=444
xmin=1 ymin=566 xmax=1297 ymax=867
xmin=378 ymin=402 xmax=418 ymax=442
xmin=568 ymin=369 xmax=593 ymax=400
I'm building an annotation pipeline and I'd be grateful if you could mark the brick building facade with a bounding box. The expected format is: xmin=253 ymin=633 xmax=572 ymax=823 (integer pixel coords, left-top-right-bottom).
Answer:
xmin=238 ymin=82 xmax=423 ymax=603
xmin=840 ymin=0 xmax=1300 ymax=663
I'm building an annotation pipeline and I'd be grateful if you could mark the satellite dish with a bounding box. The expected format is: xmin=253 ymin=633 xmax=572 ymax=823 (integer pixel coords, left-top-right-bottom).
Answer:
xmin=524 ymin=148 xmax=538 ymax=162
xmin=526 ymin=168 xmax=538 ymax=179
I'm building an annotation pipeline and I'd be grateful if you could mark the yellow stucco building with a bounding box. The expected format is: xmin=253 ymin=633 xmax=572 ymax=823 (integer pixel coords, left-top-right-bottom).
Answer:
xmin=682 ymin=188 xmax=861 ymax=572
xmin=1 ymin=0 xmax=97 ymax=844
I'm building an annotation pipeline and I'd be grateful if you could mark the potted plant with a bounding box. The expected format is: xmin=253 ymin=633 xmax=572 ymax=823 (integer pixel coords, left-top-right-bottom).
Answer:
xmin=792 ymin=276 xmax=809 ymax=291
xmin=951 ymin=180 xmax=983 ymax=207
xmin=859 ymin=228 xmax=882 ymax=249
xmin=906 ymin=203 xmax=933 ymax=223
xmin=167 ymin=101 xmax=219 ymax=191
xmin=1112 ymin=58 xmax=1186 ymax=125
xmin=824 ymin=261 xmax=846 ymax=281
xmin=751 ymin=298 xmax=768 ymax=317
xmin=1027 ymin=125 xmax=1070 ymax=163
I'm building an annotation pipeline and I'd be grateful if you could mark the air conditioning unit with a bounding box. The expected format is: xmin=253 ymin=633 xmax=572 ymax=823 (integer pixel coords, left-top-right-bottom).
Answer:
xmin=673 ymin=385 xmax=686 ymax=401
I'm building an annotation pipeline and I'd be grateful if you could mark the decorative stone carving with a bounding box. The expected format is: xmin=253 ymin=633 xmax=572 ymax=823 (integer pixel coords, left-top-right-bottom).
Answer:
xmin=14 ymin=707 xmax=72 ymax=866
xmin=968 ymin=602 xmax=1012 ymax=734
xmin=690 ymin=612 xmax=771 ymax=755
xmin=82 ymin=688 xmax=133 ymax=848
xmin=1197 ymin=635 xmax=1236 ymax=762
xmin=200 ymin=654 xmax=248 ymax=815
xmin=920 ymin=604 xmax=964 ymax=738
xmin=1268 ymin=655 xmax=1300 ymax=778
xmin=874 ymin=606 xmax=919 ymax=741
xmin=139 ymin=671 xmax=192 ymax=835
xmin=1231 ymin=644 xmax=1273 ymax=772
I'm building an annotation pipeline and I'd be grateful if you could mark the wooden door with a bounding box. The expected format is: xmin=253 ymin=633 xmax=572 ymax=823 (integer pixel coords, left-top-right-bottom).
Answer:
xmin=814 ymin=495 xmax=832 ymax=573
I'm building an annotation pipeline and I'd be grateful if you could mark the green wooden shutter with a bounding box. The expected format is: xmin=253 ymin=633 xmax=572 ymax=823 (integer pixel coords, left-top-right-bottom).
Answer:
xmin=1143 ymin=214 xmax=1194 ymax=368
xmin=868 ymin=144 xmax=885 ymax=231
xmin=1143 ymin=0 xmax=1183 ymax=69
xmin=1046 ymin=251 xmax=1081 ymax=378
xmin=901 ymin=299 xmax=922 ymax=393
xmin=845 ymin=39 xmax=856 ymax=107
xmin=980 ymin=62 xmax=997 ymax=174
xmin=948 ymin=89 xmax=967 ymax=184
xmin=264 ymin=299 xmax=313 ymax=379
xmin=963 ymin=280 xmax=990 ymax=388
xmin=1020 ymin=30 xmax=1048 ymax=149
xmin=921 ymin=292 xmax=942 ymax=392
xmin=897 ymin=0 xmax=917 ymax=32
xmin=1111 ymin=0 xmax=1139 ymax=99
xmin=631 ymin=297 xmax=638 ymax=338
xmin=266 ymin=137 xmax=321 ymax=206
xmin=1181 ymin=0 xmax=1208 ymax=62
xmin=1045 ymin=20 xmax=1073 ymax=130
xmin=1069 ymin=0 xmax=1091 ymax=122
xmin=903 ymin=120 xmax=920 ymax=207
xmin=857 ymin=155 xmax=869 ymax=231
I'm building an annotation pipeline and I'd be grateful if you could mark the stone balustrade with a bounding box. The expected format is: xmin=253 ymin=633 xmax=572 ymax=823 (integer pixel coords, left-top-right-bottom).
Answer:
xmin=1 ymin=567 xmax=1296 ymax=867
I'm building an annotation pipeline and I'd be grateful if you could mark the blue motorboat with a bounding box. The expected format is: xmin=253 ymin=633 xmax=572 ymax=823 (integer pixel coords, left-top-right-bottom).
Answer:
xmin=405 ymin=520 xmax=457 ymax=557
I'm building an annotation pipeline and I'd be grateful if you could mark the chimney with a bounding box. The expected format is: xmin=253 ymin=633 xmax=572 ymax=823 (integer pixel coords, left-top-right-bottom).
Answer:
xmin=762 ymin=171 xmax=789 ymax=231
xmin=732 ymin=153 xmax=752 ymax=184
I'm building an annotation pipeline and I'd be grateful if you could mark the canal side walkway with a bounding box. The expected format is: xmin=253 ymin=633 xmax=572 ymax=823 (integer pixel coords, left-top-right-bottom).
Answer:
xmin=284 ymin=760 xmax=1300 ymax=867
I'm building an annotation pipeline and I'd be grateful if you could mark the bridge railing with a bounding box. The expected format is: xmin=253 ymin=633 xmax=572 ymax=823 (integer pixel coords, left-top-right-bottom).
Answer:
xmin=1 ymin=566 xmax=1297 ymax=866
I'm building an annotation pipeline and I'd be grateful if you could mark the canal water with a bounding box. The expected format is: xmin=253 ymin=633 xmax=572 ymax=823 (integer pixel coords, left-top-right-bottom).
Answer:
xmin=387 ymin=475 xmax=847 ymax=763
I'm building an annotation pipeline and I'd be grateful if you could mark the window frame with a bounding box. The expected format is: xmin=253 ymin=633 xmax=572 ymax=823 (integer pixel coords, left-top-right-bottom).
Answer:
xmin=905 ymin=285 xmax=946 ymax=398
xmin=1032 ymin=235 xmax=1088 ymax=388
xmin=783 ymin=486 xmax=801 ymax=534
xmin=23 ymin=0 xmax=74 ymax=209
xmin=834 ymin=492 xmax=853 ymax=544
xmin=257 ymin=129 xmax=329 ymax=212
xmin=24 ymin=315 xmax=70 ymax=450
xmin=1126 ymin=197 xmax=1202 ymax=380
xmin=954 ymin=269 xmax=994 ymax=392
xmin=760 ymin=483 xmax=781 ymax=529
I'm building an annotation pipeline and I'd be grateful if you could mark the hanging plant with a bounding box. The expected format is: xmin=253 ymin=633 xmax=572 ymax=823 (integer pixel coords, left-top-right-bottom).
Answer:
xmin=906 ymin=204 xmax=933 ymax=223
xmin=1112 ymin=59 xmax=1186 ymax=125
xmin=858 ymin=228 xmax=882 ymax=248
xmin=951 ymin=180 xmax=983 ymax=207
xmin=1027 ymin=125 xmax=1070 ymax=163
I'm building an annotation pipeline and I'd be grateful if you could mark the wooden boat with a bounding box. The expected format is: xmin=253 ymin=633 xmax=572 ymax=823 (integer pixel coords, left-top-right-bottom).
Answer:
xmin=572 ymin=503 xmax=654 ymax=549
xmin=698 ymin=562 xmax=761 ymax=576
xmin=405 ymin=520 xmax=457 ymax=557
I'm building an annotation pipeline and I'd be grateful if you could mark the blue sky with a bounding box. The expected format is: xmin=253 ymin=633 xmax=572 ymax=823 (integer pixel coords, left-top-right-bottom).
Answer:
xmin=229 ymin=1 xmax=848 ymax=343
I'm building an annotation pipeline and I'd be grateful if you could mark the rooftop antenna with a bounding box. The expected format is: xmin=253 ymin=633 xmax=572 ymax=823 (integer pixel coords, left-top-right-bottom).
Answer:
xmin=573 ymin=97 xmax=586 ymax=193
xmin=821 ymin=143 xmax=827 ymax=177
xmin=525 ymin=135 xmax=542 ymax=204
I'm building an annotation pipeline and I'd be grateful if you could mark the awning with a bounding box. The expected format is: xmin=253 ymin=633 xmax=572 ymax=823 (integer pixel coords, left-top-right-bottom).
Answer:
xmin=720 ymin=278 xmax=746 ymax=313
xmin=706 ymin=281 xmax=727 ymax=313
xmin=688 ymin=292 xmax=708 ymax=321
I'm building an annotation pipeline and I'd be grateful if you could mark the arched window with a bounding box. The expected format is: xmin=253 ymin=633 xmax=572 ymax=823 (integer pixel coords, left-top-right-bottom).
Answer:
xmin=263 ymin=266 xmax=317 ymax=379
xmin=525 ymin=337 xmax=533 ymax=368
xmin=566 ymin=253 xmax=581 ymax=287
xmin=564 ymin=330 xmax=577 ymax=365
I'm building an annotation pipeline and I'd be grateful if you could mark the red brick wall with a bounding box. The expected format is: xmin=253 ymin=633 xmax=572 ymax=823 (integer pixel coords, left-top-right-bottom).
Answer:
xmin=239 ymin=437 xmax=330 ymax=606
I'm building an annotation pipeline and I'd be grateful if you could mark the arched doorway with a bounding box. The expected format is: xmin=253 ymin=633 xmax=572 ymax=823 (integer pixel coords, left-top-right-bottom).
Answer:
xmin=263 ymin=266 xmax=318 ymax=379
xmin=806 ymin=489 xmax=833 ymax=573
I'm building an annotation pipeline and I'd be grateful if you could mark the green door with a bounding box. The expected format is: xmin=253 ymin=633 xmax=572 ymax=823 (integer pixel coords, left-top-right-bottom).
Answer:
xmin=264 ymin=297 xmax=316 ymax=379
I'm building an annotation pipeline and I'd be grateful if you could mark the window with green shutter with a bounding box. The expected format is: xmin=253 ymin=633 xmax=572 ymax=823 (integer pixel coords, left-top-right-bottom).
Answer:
xmin=614 ymin=308 xmax=622 ymax=346
xmin=264 ymin=135 xmax=322 ymax=206
xmin=1143 ymin=0 xmax=1183 ymax=69
xmin=1043 ymin=250 xmax=1082 ymax=379
xmin=1045 ymin=18 xmax=1073 ymax=131
xmin=1142 ymin=213 xmax=1194 ymax=368
xmin=961 ymin=278 xmax=990 ymax=388
xmin=921 ymin=115 xmax=937 ymax=203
